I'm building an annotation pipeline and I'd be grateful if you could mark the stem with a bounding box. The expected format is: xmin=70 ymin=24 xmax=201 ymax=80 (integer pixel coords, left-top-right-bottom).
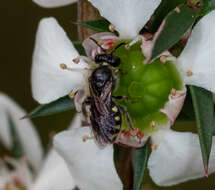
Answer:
xmin=77 ymin=0 xmax=101 ymax=40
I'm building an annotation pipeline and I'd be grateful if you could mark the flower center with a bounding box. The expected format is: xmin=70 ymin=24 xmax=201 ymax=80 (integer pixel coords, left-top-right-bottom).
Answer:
xmin=113 ymin=41 xmax=182 ymax=134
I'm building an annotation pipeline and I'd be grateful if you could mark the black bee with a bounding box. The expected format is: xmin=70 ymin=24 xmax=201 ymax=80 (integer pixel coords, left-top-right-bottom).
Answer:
xmin=82 ymin=38 xmax=132 ymax=147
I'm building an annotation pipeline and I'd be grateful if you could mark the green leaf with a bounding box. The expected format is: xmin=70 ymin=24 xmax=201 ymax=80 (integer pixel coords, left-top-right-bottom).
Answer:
xmin=201 ymin=0 xmax=215 ymax=15
xmin=73 ymin=41 xmax=86 ymax=55
xmin=150 ymin=4 xmax=197 ymax=61
xmin=76 ymin=19 xmax=111 ymax=32
xmin=24 ymin=95 xmax=75 ymax=119
xmin=189 ymin=85 xmax=214 ymax=174
xmin=8 ymin=115 xmax=24 ymax=158
xmin=150 ymin=0 xmax=187 ymax=33
xmin=113 ymin=144 xmax=133 ymax=190
xmin=133 ymin=141 xmax=150 ymax=190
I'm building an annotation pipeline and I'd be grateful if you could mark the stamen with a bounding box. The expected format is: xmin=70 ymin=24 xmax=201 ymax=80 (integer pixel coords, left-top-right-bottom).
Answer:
xmin=124 ymin=44 xmax=130 ymax=50
xmin=129 ymin=35 xmax=142 ymax=46
xmin=150 ymin=121 xmax=156 ymax=127
xmin=98 ymin=39 xmax=104 ymax=45
xmin=186 ymin=70 xmax=193 ymax=76
xmin=109 ymin=24 xmax=115 ymax=32
xmin=171 ymin=88 xmax=177 ymax=96
xmin=82 ymin=135 xmax=90 ymax=142
xmin=174 ymin=7 xmax=180 ymax=13
xmin=172 ymin=92 xmax=183 ymax=99
xmin=73 ymin=58 xmax=80 ymax=64
xmin=60 ymin=63 xmax=67 ymax=70
xmin=68 ymin=92 xmax=75 ymax=99
xmin=59 ymin=63 xmax=90 ymax=72
xmin=82 ymin=135 xmax=94 ymax=142
xmin=160 ymin=56 xmax=167 ymax=63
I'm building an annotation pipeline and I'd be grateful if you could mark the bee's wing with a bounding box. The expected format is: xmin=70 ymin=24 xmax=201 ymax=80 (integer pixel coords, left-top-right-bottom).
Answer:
xmin=89 ymin=103 xmax=120 ymax=148
xmin=89 ymin=113 xmax=111 ymax=148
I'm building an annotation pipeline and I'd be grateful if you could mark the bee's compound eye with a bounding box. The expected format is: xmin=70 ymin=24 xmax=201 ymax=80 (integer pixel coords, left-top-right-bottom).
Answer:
xmin=110 ymin=56 xmax=120 ymax=67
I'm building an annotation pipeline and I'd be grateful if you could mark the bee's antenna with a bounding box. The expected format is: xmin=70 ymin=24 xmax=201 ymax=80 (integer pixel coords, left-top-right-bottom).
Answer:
xmin=110 ymin=42 xmax=126 ymax=55
xmin=89 ymin=37 xmax=107 ymax=53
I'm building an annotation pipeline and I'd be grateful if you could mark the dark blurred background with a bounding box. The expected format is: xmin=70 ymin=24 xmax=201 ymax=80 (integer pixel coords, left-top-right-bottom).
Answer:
xmin=1 ymin=0 xmax=215 ymax=189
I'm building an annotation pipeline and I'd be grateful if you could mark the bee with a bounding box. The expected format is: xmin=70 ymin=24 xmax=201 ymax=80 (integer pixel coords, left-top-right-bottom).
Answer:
xmin=82 ymin=38 xmax=133 ymax=147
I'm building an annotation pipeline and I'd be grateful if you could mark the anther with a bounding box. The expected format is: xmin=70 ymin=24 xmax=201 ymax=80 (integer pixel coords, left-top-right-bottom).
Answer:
xmin=98 ymin=39 xmax=103 ymax=45
xmin=171 ymin=92 xmax=183 ymax=99
xmin=109 ymin=24 xmax=115 ymax=32
xmin=171 ymin=88 xmax=177 ymax=96
xmin=73 ymin=58 xmax=80 ymax=64
xmin=68 ymin=92 xmax=75 ymax=99
xmin=124 ymin=44 xmax=130 ymax=50
xmin=160 ymin=56 xmax=167 ymax=63
xmin=60 ymin=63 xmax=67 ymax=70
xmin=82 ymin=135 xmax=90 ymax=142
xmin=186 ymin=70 xmax=193 ymax=76
xmin=174 ymin=7 xmax=180 ymax=13
xmin=150 ymin=121 xmax=156 ymax=127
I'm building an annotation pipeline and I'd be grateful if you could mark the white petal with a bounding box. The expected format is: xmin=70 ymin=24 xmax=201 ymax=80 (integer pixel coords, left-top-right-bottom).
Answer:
xmin=33 ymin=150 xmax=75 ymax=190
xmin=54 ymin=127 xmax=123 ymax=190
xmin=88 ymin=0 xmax=161 ymax=38
xmin=178 ymin=10 xmax=215 ymax=93
xmin=148 ymin=129 xmax=215 ymax=186
xmin=33 ymin=0 xmax=77 ymax=8
xmin=0 ymin=93 xmax=43 ymax=172
xmin=32 ymin=17 xmax=88 ymax=104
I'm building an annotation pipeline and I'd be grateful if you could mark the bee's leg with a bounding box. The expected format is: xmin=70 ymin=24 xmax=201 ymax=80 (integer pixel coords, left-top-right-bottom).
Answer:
xmin=113 ymin=96 xmax=139 ymax=104
xmin=113 ymin=95 xmax=129 ymax=101
xmin=114 ymin=68 xmax=127 ymax=75
xmin=82 ymin=135 xmax=94 ymax=142
xmin=118 ymin=105 xmax=134 ymax=130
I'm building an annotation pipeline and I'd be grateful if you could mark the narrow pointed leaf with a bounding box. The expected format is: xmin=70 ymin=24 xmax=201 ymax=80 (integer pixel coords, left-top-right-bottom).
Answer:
xmin=73 ymin=41 xmax=86 ymax=55
xmin=150 ymin=4 xmax=197 ymax=61
xmin=113 ymin=144 xmax=133 ymax=190
xmin=24 ymin=95 xmax=75 ymax=119
xmin=76 ymin=19 xmax=111 ymax=32
xmin=150 ymin=0 xmax=187 ymax=33
xmin=178 ymin=89 xmax=195 ymax=121
xmin=189 ymin=86 xmax=214 ymax=173
xmin=133 ymin=140 xmax=150 ymax=190
xmin=8 ymin=115 xmax=24 ymax=158
xmin=201 ymin=0 xmax=215 ymax=15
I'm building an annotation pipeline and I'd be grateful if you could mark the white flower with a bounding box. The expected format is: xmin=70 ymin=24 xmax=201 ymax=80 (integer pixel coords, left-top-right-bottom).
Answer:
xmin=31 ymin=0 xmax=215 ymax=187
xmin=54 ymin=117 xmax=215 ymax=189
xmin=0 ymin=93 xmax=43 ymax=172
xmin=0 ymin=93 xmax=76 ymax=190
xmin=32 ymin=0 xmax=77 ymax=8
